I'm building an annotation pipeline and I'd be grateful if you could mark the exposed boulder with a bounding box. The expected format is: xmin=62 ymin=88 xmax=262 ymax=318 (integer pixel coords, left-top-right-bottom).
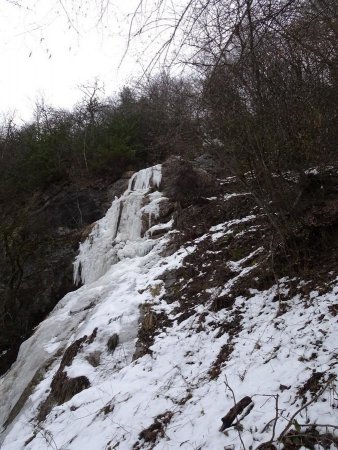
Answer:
xmin=107 ymin=334 xmax=119 ymax=353
xmin=161 ymin=157 xmax=219 ymax=206
xmin=36 ymin=331 xmax=96 ymax=422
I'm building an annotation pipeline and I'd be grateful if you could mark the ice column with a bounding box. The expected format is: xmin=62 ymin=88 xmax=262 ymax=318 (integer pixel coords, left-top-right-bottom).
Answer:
xmin=73 ymin=165 xmax=162 ymax=285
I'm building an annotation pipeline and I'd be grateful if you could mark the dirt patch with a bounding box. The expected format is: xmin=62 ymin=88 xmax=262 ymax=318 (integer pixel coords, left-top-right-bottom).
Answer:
xmin=133 ymin=411 xmax=174 ymax=449
xmin=209 ymin=307 xmax=245 ymax=380
xmin=297 ymin=371 xmax=324 ymax=405
xmin=209 ymin=343 xmax=235 ymax=380
xmin=133 ymin=304 xmax=171 ymax=360
xmin=281 ymin=428 xmax=338 ymax=450
xmin=328 ymin=304 xmax=338 ymax=317
xmin=37 ymin=329 xmax=97 ymax=421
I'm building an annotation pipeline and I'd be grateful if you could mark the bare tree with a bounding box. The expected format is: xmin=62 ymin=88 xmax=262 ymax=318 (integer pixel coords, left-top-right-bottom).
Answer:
xmin=0 ymin=112 xmax=16 ymax=161
xmin=126 ymin=0 xmax=338 ymax=253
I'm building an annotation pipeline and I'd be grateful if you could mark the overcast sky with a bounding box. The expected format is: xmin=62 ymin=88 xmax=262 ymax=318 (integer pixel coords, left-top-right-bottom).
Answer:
xmin=0 ymin=0 xmax=148 ymax=122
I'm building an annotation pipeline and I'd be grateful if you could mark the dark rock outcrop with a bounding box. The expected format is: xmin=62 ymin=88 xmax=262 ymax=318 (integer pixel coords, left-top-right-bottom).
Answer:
xmin=107 ymin=333 xmax=119 ymax=353
xmin=161 ymin=157 xmax=219 ymax=206
xmin=36 ymin=330 xmax=97 ymax=422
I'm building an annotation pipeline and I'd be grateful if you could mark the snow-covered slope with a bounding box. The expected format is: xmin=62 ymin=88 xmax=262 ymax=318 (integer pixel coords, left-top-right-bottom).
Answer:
xmin=0 ymin=164 xmax=337 ymax=450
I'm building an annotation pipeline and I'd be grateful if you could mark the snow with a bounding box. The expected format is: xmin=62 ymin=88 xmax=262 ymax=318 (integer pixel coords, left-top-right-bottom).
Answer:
xmin=223 ymin=192 xmax=251 ymax=200
xmin=2 ymin=262 xmax=337 ymax=449
xmin=0 ymin=165 xmax=338 ymax=450
xmin=73 ymin=164 xmax=162 ymax=285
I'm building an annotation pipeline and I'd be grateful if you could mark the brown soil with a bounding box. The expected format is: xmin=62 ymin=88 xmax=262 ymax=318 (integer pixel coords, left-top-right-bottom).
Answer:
xmin=133 ymin=411 xmax=174 ymax=449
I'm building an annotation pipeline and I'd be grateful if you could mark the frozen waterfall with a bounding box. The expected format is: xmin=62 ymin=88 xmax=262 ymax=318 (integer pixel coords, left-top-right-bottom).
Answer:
xmin=73 ymin=164 xmax=163 ymax=285
xmin=0 ymin=163 xmax=170 ymax=446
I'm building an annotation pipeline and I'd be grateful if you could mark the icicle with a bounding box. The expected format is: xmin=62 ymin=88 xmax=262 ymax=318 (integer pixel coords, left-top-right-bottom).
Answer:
xmin=73 ymin=164 xmax=163 ymax=285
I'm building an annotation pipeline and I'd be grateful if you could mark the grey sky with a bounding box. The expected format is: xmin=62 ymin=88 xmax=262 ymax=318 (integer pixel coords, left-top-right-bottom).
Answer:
xmin=0 ymin=0 xmax=145 ymax=122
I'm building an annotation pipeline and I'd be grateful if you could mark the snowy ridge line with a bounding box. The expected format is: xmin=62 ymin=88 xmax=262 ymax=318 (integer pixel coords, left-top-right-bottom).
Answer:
xmin=73 ymin=164 xmax=162 ymax=285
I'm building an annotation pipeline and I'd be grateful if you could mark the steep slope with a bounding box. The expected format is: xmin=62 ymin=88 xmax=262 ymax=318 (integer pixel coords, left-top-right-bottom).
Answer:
xmin=0 ymin=162 xmax=337 ymax=450
xmin=0 ymin=177 xmax=126 ymax=376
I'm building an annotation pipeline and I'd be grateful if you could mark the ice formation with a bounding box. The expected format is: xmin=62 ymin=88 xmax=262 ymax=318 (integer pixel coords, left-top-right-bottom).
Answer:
xmin=73 ymin=164 xmax=162 ymax=285
xmin=0 ymin=164 xmax=169 ymax=446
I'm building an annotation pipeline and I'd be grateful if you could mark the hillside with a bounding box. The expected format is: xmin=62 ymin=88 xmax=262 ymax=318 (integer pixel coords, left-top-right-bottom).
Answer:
xmin=0 ymin=159 xmax=337 ymax=450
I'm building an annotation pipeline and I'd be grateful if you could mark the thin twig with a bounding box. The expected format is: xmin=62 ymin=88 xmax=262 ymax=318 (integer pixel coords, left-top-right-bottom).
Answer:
xmin=270 ymin=394 xmax=279 ymax=443
xmin=298 ymin=423 xmax=338 ymax=430
xmin=278 ymin=377 xmax=335 ymax=441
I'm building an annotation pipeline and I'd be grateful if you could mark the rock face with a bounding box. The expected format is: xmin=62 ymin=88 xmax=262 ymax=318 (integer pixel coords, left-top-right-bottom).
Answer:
xmin=161 ymin=156 xmax=219 ymax=206
xmin=0 ymin=178 xmax=128 ymax=376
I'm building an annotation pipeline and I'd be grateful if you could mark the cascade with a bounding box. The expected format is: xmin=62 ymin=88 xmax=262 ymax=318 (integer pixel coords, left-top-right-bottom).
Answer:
xmin=73 ymin=164 xmax=162 ymax=285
